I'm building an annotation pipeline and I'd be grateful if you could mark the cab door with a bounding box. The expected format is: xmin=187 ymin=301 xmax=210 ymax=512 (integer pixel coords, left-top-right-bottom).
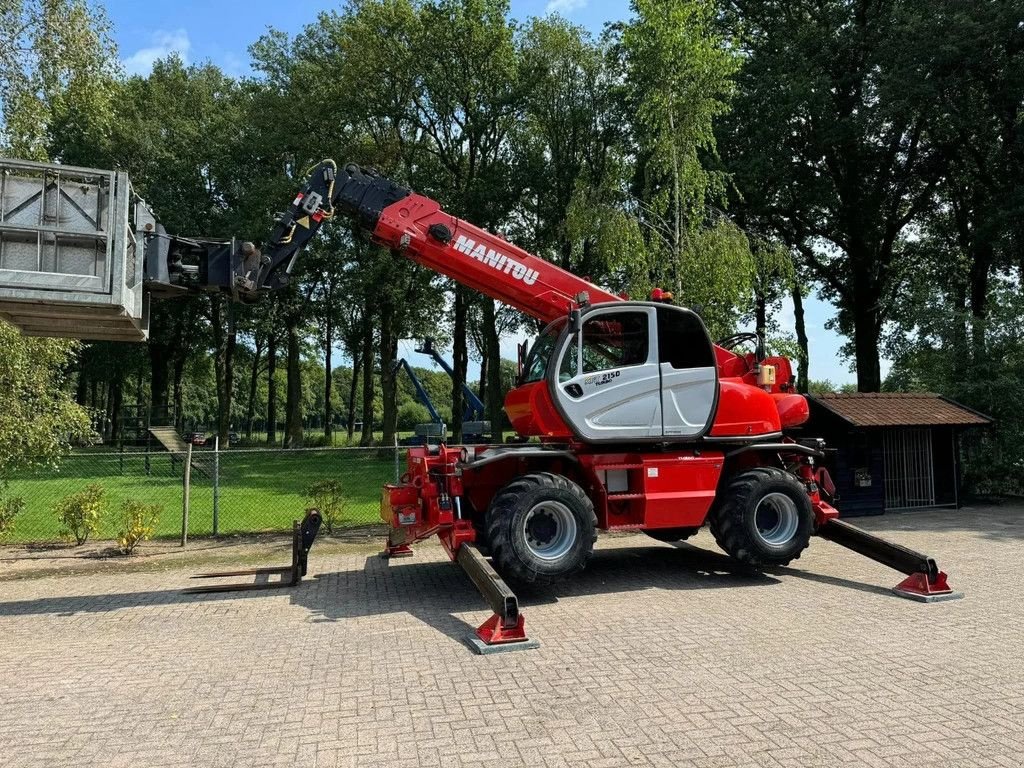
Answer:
xmin=551 ymin=306 xmax=662 ymax=441
xmin=657 ymin=306 xmax=717 ymax=438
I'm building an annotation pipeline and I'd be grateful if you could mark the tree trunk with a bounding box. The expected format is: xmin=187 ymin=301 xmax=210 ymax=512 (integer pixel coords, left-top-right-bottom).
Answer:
xmin=478 ymin=354 xmax=487 ymax=409
xmin=172 ymin=355 xmax=185 ymax=432
xmin=968 ymin=241 xmax=993 ymax=362
xmin=75 ymin=368 xmax=88 ymax=407
xmin=754 ymin=292 xmax=767 ymax=342
xmin=266 ymin=331 xmax=278 ymax=445
xmin=360 ymin=307 xmax=375 ymax=446
xmin=451 ymin=286 xmax=469 ymax=444
xmin=347 ymin=350 xmax=361 ymax=441
xmin=148 ymin=342 xmax=171 ymax=422
xmin=109 ymin=379 xmax=123 ymax=443
xmin=323 ymin=314 xmax=333 ymax=443
xmin=791 ymin=280 xmax=809 ymax=394
xmin=210 ymin=295 xmax=236 ymax=447
xmin=246 ymin=334 xmax=264 ymax=439
xmin=284 ymin=314 xmax=303 ymax=448
xmin=482 ymin=298 xmax=503 ymax=442
xmin=669 ymin=106 xmax=682 ymax=295
xmin=852 ymin=301 xmax=882 ymax=392
xmin=379 ymin=300 xmax=399 ymax=447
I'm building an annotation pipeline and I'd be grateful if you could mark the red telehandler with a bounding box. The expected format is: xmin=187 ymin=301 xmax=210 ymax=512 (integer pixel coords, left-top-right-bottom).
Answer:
xmin=209 ymin=160 xmax=957 ymax=650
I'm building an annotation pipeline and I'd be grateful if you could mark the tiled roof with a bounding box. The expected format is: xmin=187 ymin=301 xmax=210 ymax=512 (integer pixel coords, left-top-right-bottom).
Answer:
xmin=810 ymin=392 xmax=992 ymax=428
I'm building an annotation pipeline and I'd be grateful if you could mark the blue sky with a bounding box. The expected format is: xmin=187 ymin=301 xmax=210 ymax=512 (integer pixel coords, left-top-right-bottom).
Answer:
xmin=104 ymin=0 xmax=862 ymax=385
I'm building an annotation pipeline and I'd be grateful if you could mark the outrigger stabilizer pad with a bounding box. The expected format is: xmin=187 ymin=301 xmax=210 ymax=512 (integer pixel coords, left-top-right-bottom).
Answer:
xmin=816 ymin=519 xmax=963 ymax=603
xmin=457 ymin=544 xmax=540 ymax=654
xmin=184 ymin=509 xmax=322 ymax=594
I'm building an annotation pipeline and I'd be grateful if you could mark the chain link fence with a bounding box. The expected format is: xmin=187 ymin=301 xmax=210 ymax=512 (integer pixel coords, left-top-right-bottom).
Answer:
xmin=0 ymin=446 xmax=403 ymax=544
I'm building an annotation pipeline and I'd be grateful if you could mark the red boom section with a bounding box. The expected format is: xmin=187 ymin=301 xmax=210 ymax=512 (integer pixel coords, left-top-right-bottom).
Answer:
xmin=372 ymin=194 xmax=621 ymax=324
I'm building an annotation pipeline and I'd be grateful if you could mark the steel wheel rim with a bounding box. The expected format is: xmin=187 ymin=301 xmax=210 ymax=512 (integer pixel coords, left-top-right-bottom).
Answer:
xmin=754 ymin=492 xmax=800 ymax=546
xmin=522 ymin=501 xmax=577 ymax=561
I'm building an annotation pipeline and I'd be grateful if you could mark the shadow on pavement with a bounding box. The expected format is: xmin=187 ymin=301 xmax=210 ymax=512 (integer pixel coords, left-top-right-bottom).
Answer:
xmin=0 ymin=541 xmax=779 ymax=645
xmin=1 ymin=530 xmax=939 ymax=644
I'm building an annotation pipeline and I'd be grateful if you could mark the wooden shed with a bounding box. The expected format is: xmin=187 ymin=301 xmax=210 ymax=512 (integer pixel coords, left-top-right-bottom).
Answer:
xmin=804 ymin=393 xmax=991 ymax=517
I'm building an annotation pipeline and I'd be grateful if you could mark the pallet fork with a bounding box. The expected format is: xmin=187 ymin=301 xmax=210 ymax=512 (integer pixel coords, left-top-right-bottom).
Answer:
xmin=185 ymin=510 xmax=322 ymax=594
xmin=817 ymin=519 xmax=961 ymax=602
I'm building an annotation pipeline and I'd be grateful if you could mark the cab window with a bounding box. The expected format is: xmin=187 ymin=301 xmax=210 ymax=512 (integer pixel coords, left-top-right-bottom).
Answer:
xmin=573 ymin=311 xmax=649 ymax=376
xmin=657 ymin=307 xmax=714 ymax=369
xmin=522 ymin=320 xmax=564 ymax=383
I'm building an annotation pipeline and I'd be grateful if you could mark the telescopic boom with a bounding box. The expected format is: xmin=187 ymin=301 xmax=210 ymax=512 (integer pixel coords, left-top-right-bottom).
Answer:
xmin=239 ymin=160 xmax=621 ymax=323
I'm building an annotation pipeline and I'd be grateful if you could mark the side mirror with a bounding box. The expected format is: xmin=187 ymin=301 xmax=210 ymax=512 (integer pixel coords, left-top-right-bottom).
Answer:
xmin=516 ymin=341 xmax=526 ymax=378
xmin=568 ymin=307 xmax=582 ymax=334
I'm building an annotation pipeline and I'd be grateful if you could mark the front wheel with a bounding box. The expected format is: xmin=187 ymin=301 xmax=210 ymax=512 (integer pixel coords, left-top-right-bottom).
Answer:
xmin=709 ymin=467 xmax=813 ymax=567
xmin=486 ymin=473 xmax=597 ymax=585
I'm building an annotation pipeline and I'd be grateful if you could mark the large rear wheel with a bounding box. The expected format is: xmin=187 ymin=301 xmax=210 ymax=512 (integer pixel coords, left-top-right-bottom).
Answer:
xmin=486 ymin=473 xmax=597 ymax=585
xmin=709 ymin=467 xmax=813 ymax=567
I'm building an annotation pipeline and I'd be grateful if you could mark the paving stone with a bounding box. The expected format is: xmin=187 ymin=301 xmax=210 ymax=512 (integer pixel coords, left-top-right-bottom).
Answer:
xmin=0 ymin=505 xmax=1021 ymax=767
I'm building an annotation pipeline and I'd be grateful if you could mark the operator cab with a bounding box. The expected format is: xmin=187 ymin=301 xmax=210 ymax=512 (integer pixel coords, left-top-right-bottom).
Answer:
xmin=519 ymin=302 xmax=718 ymax=442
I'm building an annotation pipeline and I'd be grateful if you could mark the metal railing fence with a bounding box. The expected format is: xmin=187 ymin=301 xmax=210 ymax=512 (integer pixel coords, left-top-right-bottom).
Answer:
xmin=0 ymin=445 xmax=402 ymax=544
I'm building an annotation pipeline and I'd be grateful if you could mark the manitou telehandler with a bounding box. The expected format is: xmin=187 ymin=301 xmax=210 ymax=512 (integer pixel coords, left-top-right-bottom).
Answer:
xmin=220 ymin=160 xmax=958 ymax=647
xmin=0 ymin=157 xmax=959 ymax=652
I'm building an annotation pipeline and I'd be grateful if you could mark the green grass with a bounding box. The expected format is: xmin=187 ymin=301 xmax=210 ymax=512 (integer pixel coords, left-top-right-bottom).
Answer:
xmin=2 ymin=448 xmax=400 ymax=543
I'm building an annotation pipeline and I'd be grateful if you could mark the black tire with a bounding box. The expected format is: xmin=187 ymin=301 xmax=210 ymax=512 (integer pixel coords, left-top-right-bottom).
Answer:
xmin=709 ymin=467 xmax=813 ymax=567
xmin=643 ymin=526 xmax=700 ymax=543
xmin=486 ymin=472 xmax=597 ymax=585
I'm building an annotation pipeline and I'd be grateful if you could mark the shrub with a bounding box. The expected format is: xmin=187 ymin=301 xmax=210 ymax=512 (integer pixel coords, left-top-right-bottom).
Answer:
xmin=54 ymin=483 xmax=105 ymax=545
xmin=0 ymin=494 xmax=25 ymax=538
xmin=397 ymin=401 xmax=434 ymax=431
xmin=116 ymin=500 xmax=162 ymax=555
xmin=305 ymin=479 xmax=345 ymax=534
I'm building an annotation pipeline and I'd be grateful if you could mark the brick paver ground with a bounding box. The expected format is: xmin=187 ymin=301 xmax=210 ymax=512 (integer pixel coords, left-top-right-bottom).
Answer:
xmin=1 ymin=504 xmax=1022 ymax=767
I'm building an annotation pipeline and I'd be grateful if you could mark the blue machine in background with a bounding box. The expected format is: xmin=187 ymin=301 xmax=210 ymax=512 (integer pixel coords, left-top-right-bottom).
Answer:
xmin=416 ymin=338 xmax=490 ymax=442
xmin=394 ymin=358 xmax=446 ymax=446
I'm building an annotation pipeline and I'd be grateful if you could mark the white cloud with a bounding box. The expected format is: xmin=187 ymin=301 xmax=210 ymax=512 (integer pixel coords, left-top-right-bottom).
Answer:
xmin=545 ymin=0 xmax=587 ymax=15
xmin=123 ymin=29 xmax=191 ymax=76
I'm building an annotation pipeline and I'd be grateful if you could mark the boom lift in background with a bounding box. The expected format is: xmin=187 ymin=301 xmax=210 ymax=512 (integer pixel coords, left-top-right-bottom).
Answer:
xmin=393 ymin=357 xmax=446 ymax=446
xmin=0 ymin=157 xmax=961 ymax=653
xmin=414 ymin=337 xmax=490 ymax=443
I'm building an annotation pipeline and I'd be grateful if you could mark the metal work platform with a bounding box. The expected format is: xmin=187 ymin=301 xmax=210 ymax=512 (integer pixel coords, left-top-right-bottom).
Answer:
xmin=0 ymin=158 xmax=150 ymax=341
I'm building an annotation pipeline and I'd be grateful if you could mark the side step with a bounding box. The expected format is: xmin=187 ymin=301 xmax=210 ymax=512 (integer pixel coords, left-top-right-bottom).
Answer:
xmin=456 ymin=544 xmax=539 ymax=654
xmin=817 ymin=519 xmax=962 ymax=602
xmin=184 ymin=510 xmax=322 ymax=594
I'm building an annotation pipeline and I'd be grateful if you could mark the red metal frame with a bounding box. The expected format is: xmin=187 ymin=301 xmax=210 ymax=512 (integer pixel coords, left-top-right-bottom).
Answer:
xmin=893 ymin=571 xmax=955 ymax=598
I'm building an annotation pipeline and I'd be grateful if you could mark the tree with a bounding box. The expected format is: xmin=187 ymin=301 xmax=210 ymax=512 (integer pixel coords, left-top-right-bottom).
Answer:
xmin=722 ymin=0 xmax=944 ymax=391
xmin=0 ymin=0 xmax=119 ymax=163
xmin=619 ymin=0 xmax=755 ymax=337
xmin=0 ymin=323 xmax=91 ymax=480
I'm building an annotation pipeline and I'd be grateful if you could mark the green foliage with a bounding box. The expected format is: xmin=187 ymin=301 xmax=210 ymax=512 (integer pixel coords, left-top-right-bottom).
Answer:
xmin=0 ymin=321 xmax=92 ymax=481
xmin=397 ymin=402 xmax=435 ymax=431
xmin=116 ymin=499 xmax=161 ymax=555
xmin=305 ymin=479 xmax=346 ymax=534
xmin=54 ymin=483 xmax=105 ymax=545
xmin=619 ymin=0 xmax=754 ymax=323
xmin=0 ymin=0 xmax=120 ymax=162
xmin=0 ymin=492 xmax=25 ymax=537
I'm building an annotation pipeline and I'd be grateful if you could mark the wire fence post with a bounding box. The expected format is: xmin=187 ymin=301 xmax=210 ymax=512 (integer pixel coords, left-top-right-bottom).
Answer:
xmin=213 ymin=435 xmax=220 ymax=536
xmin=181 ymin=443 xmax=192 ymax=546
xmin=394 ymin=434 xmax=400 ymax=483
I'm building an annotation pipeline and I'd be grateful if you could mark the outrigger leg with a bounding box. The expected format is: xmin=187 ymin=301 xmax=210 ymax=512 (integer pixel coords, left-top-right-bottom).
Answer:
xmin=185 ymin=509 xmax=322 ymax=594
xmin=456 ymin=544 xmax=539 ymax=654
xmin=817 ymin=519 xmax=962 ymax=602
